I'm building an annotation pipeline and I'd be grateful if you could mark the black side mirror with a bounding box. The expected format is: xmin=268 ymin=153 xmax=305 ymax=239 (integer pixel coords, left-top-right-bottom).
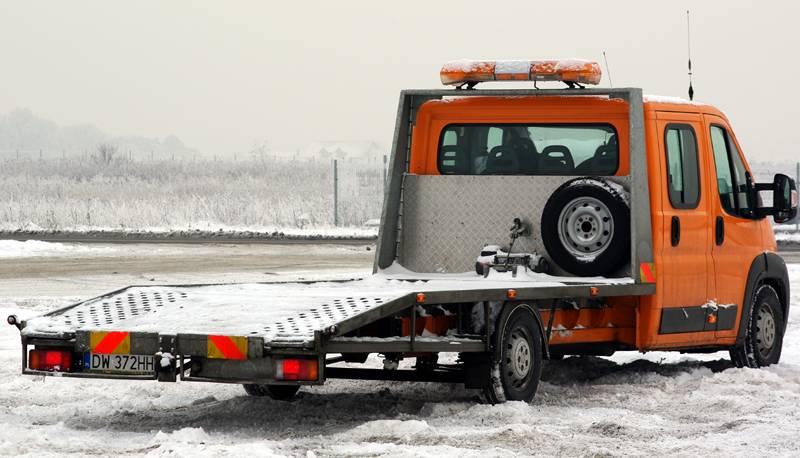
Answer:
xmin=772 ymin=174 xmax=798 ymax=223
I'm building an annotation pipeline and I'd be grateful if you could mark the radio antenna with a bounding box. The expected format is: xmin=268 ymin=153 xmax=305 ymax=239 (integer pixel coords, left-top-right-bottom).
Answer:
xmin=602 ymin=51 xmax=613 ymax=87
xmin=687 ymin=10 xmax=694 ymax=100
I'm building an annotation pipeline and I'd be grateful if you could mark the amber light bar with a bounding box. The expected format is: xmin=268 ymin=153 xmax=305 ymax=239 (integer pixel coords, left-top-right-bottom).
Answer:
xmin=440 ymin=59 xmax=602 ymax=87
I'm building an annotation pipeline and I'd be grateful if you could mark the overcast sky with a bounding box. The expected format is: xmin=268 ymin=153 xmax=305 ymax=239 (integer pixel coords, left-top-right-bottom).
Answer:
xmin=1 ymin=1 xmax=798 ymax=161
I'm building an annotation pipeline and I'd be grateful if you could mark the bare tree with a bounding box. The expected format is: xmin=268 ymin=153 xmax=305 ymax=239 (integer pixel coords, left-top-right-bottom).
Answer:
xmin=93 ymin=143 xmax=118 ymax=165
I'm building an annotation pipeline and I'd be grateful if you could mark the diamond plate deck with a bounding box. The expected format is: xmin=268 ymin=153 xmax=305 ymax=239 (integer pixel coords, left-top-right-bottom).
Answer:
xmin=20 ymin=272 xmax=639 ymax=346
xmin=400 ymin=175 xmax=629 ymax=274
xmin=23 ymin=281 xmax=401 ymax=345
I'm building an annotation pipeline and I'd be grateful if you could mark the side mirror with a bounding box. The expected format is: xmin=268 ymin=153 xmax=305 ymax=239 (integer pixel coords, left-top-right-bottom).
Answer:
xmin=770 ymin=174 xmax=798 ymax=223
xmin=754 ymin=173 xmax=798 ymax=223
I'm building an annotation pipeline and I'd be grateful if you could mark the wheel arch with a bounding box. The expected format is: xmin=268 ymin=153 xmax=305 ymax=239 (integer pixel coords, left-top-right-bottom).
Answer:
xmin=737 ymin=252 xmax=790 ymax=346
xmin=494 ymin=302 xmax=550 ymax=360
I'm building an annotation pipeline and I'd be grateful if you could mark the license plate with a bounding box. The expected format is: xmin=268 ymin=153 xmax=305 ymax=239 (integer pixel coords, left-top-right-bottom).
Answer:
xmin=84 ymin=353 xmax=155 ymax=374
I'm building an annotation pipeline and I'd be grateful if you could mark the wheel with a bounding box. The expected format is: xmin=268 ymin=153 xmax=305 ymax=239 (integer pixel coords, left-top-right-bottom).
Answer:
xmin=243 ymin=384 xmax=300 ymax=400
xmin=483 ymin=304 xmax=543 ymax=404
xmin=730 ymin=284 xmax=785 ymax=368
xmin=541 ymin=178 xmax=630 ymax=277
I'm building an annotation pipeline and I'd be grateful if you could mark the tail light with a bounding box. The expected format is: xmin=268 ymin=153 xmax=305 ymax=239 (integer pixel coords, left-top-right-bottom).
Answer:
xmin=275 ymin=358 xmax=318 ymax=381
xmin=29 ymin=349 xmax=73 ymax=372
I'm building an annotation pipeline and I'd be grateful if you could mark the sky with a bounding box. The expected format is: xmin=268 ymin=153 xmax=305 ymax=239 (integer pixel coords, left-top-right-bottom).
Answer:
xmin=1 ymin=1 xmax=799 ymax=161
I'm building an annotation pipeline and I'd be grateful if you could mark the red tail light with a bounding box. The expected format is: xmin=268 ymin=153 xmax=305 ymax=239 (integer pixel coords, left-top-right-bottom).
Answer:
xmin=275 ymin=358 xmax=318 ymax=381
xmin=29 ymin=349 xmax=73 ymax=372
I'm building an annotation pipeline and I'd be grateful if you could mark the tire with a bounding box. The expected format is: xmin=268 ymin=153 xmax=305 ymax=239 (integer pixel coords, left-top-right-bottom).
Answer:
xmin=483 ymin=304 xmax=543 ymax=404
xmin=541 ymin=178 xmax=630 ymax=277
xmin=243 ymin=384 xmax=300 ymax=401
xmin=730 ymin=284 xmax=785 ymax=368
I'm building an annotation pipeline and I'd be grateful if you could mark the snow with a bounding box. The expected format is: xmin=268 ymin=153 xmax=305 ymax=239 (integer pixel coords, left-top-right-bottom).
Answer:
xmin=0 ymin=240 xmax=117 ymax=258
xmin=21 ymin=266 xmax=632 ymax=342
xmin=2 ymin=259 xmax=800 ymax=455
xmin=644 ymin=94 xmax=706 ymax=106
xmin=776 ymin=230 xmax=800 ymax=242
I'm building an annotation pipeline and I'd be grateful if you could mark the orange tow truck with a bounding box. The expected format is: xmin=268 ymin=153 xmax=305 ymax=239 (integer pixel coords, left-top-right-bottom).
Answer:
xmin=9 ymin=59 xmax=798 ymax=403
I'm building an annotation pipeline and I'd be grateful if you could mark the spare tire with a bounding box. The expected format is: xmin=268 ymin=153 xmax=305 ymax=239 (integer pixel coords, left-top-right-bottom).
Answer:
xmin=541 ymin=178 xmax=630 ymax=277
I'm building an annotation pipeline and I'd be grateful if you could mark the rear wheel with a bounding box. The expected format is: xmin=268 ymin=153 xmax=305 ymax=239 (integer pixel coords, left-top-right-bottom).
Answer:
xmin=730 ymin=284 xmax=784 ymax=368
xmin=243 ymin=384 xmax=300 ymax=400
xmin=483 ymin=304 xmax=543 ymax=404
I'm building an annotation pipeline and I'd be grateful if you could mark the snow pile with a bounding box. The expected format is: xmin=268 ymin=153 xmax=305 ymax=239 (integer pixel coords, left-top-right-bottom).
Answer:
xmin=0 ymin=240 xmax=117 ymax=258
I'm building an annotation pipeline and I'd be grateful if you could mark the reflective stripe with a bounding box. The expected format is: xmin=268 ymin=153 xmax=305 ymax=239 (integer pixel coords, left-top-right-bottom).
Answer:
xmin=639 ymin=262 xmax=656 ymax=283
xmin=207 ymin=335 xmax=247 ymax=360
xmin=90 ymin=331 xmax=130 ymax=354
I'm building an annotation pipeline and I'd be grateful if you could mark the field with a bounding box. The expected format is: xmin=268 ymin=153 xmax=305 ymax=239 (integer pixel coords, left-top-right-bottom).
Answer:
xmin=0 ymin=157 xmax=385 ymax=234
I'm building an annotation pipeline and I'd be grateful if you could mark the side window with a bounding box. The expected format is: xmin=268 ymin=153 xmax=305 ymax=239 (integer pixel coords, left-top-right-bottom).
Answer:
xmin=664 ymin=124 xmax=700 ymax=208
xmin=710 ymin=125 xmax=752 ymax=217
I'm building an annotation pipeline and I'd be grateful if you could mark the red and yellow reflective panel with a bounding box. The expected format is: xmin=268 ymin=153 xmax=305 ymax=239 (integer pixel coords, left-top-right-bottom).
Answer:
xmin=639 ymin=262 xmax=656 ymax=283
xmin=90 ymin=331 xmax=131 ymax=354
xmin=207 ymin=335 xmax=248 ymax=360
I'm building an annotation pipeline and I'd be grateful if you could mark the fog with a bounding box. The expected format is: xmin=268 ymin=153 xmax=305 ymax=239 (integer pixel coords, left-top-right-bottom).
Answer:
xmin=1 ymin=1 xmax=798 ymax=160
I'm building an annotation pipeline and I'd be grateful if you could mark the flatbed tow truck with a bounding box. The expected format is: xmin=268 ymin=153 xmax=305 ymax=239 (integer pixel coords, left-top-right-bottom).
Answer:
xmin=8 ymin=59 xmax=798 ymax=403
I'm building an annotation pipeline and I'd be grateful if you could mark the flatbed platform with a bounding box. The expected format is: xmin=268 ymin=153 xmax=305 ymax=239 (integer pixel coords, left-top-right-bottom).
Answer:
xmin=21 ymin=267 xmax=648 ymax=349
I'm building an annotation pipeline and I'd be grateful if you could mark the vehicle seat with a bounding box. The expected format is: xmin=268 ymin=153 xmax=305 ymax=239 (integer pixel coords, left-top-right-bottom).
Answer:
xmin=484 ymin=145 xmax=520 ymax=174
xmin=510 ymin=138 xmax=538 ymax=173
xmin=539 ymin=145 xmax=574 ymax=174
xmin=575 ymin=144 xmax=617 ymax=174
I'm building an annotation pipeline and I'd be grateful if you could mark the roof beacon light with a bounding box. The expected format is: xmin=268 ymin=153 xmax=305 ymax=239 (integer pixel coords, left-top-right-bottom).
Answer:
xmin=440 ymin=59 xmax=602 ymax=87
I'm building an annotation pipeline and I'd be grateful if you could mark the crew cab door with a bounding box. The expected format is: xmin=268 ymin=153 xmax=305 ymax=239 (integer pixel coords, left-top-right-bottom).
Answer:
xmin=703 ymin=114 xmax=764 ymax=340
xmin=655 ymin=114 xmax=715 ymax=340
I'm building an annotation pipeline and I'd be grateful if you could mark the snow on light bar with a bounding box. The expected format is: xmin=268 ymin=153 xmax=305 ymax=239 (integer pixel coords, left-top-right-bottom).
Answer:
xmin=440 ymin=59 xmax=602 ymax=86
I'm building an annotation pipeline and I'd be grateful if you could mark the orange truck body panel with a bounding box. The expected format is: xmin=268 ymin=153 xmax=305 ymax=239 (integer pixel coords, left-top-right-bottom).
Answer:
xmin=408 ymin=95 xmax=777 ymax=352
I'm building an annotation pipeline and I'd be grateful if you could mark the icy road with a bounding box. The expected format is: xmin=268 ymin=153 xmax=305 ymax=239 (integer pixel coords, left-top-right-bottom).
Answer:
xmin=1 ymin=240 xmax=799 ymax=456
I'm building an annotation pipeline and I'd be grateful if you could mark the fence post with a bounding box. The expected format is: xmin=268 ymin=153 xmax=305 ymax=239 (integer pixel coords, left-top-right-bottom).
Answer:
xmin=333 ymin=159 xmax=339 ymax=226
xmin=383 ymin=154 xmax=388 ymax=193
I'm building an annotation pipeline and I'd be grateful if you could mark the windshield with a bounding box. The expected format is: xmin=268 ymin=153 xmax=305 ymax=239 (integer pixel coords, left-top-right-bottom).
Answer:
xmin=438 ymin=124 xmax=618 ymax=175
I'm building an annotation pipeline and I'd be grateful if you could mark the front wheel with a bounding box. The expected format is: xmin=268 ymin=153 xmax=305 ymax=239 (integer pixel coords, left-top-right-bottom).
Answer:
xmin=243 ymin=384 xmax=300 ymax=401
xmin=730 ymin=284 xmax=785 ymax=368
xmin=483 ymin=304 xmax=543 ymax=404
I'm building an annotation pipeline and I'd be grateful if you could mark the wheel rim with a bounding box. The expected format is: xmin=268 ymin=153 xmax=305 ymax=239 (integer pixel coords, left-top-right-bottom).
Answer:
xmin=507 ymin=327 xmax=532 ymax=389
xmin=755 ymin=303 xmax=777 ymax=358
xmin=557 ymin=196 xmax=614 ymax=259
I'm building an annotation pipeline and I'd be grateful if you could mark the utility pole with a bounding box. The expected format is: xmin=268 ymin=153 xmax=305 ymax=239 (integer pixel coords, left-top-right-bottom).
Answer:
xmin=333 ymin=159 xmax=339 ymax=226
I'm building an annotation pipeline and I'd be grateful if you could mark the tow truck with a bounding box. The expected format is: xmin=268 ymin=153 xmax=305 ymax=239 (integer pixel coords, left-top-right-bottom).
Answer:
xmin=8 ymin=59 xmax=798 ymax=403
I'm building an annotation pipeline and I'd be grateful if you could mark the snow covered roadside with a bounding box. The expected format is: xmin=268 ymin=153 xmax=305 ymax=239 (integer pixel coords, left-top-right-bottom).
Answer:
xmin=0 ymin=240 xmax=120 ymax=258
xmin=2 ymin=224 xmax=379 ymax=242
xmin=1 ymin=270 xmax=800 ymax=456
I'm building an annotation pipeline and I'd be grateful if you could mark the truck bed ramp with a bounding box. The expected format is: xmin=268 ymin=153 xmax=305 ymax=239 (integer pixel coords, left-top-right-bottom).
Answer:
xmin=21 ymin=269 xmax=639 ymax=348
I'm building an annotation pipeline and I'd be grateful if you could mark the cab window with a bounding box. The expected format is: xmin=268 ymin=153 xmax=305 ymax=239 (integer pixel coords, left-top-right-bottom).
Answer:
xmin=664 ymin=125 xmax=700 ymax=209
xmin=710 ymin=125 xmax=752 ymax=217
xmin=437 ymin=124 xmax=618 ymax=175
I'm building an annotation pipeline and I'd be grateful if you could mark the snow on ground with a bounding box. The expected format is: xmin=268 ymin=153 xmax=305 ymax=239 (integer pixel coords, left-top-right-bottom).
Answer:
xmin=0 ymin=240 xmax=119 ymax=258
xmin=775 ymin=230 xmax=800 ymax=243
xmin=2 ymin=264 xmax=800 ymax=456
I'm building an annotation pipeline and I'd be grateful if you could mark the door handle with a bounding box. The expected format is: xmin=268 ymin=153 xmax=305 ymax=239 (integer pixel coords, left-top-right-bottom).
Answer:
xmin=715 ymin=216 xmax=725 ymax=246
xmin=671 ymin=216 xmax=680 ymax=247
